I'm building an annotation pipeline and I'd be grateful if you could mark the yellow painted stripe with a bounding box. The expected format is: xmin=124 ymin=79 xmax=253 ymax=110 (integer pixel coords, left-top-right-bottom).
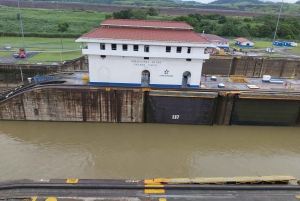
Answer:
xmin=296 ymin=195 xmax=300 ymax=198
xmin=31 ymin=197 xmax=37 ymax=201
xmin=66 ymin=179 xmax=78 ymax=183
xmin=45 ymin=198 xmax=57 ymax=201
xmin=159 ymin=198 xmax=167 ymax=201
xmin=144 ymin=189 xmax=165 ymax=194
xmin=144 ymin=179 xmax=161 ymax=185
xmin=142 ymin=88 xmax=151 ymax=92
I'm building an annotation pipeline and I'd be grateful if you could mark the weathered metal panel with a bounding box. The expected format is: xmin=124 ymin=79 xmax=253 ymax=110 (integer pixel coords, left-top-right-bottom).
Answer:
xmin=0 ymin=95 xmax=25 ymax=120
xmin=231 ymin=98 xmax=300 ymax=126
xmin=116 ymin=89 xmax=144 ymax=123
xmin=146 ymin=91 xmax=218 ymax=125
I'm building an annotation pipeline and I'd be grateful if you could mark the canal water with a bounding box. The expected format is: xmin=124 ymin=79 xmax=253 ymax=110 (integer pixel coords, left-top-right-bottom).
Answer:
xmin=0 ymin=121 xmax=300 ymax=182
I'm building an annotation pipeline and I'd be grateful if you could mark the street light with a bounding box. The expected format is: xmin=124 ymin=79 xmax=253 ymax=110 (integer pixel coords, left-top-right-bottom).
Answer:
xmin=271 ymin=0 xmax=284 ymax=53
xmin=18 ymin=0 xmax=25 ymax=83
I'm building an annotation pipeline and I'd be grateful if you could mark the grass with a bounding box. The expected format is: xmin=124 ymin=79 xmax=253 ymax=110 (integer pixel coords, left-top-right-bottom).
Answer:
xmin=0 ymin=6 xmax=106 ymax=36
xmin=251 ymin=41 xmax=273 ymax=49
xmin=0 ymin=37 xmax=84 ymax=62
xmin=289 ymin=46 xmax=300 ymax=53
xmin=26 ymin=50 xmax=83 ymax=62
xmin=229 ymin=40 xmax=273 ymax=49
xmin=0 ymin=51 xmax=13 ymax=57
xmin=0 ymin=37 xmax=82 ymax=50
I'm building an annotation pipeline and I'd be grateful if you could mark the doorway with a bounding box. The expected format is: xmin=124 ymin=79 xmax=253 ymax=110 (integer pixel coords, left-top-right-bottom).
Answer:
xmin=182 ymin=71 xmax=191 ymax=87
xmin=141 ymin=70 xmax=150 ymax=87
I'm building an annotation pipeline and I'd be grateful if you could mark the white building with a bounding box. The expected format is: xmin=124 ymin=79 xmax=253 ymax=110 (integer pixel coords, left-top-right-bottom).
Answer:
xmin=201 ymin=33 xmax=229 ymax=50
xmin=235 ymin=37 xmax=254 ymax=48
xmin=76 ymin=19 xmax=212 ymax=88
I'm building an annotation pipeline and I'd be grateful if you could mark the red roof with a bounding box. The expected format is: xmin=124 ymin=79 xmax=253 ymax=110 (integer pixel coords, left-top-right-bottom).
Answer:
xmin=200 ymin=34 xmax=229 ymax=43
xmin=101 ymin=19 xmax=193 ymax=30
xmin=80 ymin=27 xmax=210 ymax=43
xmin=235 ymin=37 xmax=252 ymax=43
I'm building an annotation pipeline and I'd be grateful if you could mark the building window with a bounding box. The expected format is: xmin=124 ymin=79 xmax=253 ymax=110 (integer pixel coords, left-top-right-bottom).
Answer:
xmin=186 ymin=59 xmax=191 ymax=61
xmin=123 ymin=44 xmax=128 ymax=51
xmin=111 ymin=44 xmax=117 ymax=50
xmin=100 ymin=43 xmax=105 ymax=50
xmin=144 ymin=57 xmax=149 ymax=60
xmin=176 ymin=47 xmax=182 ymax=53
xmin=134 ymin=45 xmax=139 ymax=51
xmin=144 ymin=45 xmax=149 ymax=52
xmin=187 ymin=47 xmax=191 ymax=54
xmin=166 ymin=46 xmax=171 ymax=53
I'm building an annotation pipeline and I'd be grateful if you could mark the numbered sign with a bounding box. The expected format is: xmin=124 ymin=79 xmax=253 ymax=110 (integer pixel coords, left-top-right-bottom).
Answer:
xmin=172 ymin=115 xmax=179 ymax=119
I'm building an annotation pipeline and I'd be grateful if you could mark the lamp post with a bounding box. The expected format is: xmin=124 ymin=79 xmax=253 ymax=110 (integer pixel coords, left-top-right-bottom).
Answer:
xmin=271 ymin=0 xmax=284 ymax=53
xmin=18 ymin=0 xmax=25 ymax=84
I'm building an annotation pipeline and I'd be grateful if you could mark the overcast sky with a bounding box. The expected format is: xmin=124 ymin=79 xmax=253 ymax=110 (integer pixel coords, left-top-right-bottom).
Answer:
xmin=189 ymin=0 xmax=298 ymax=4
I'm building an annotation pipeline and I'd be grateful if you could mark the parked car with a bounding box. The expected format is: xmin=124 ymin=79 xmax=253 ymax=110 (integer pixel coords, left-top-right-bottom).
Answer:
xmin=52 ymin=62 xmax=59 ymax=66
xmin=5 ymin=44 xmax=11 ymax=50
xmin=266 ymin=48 xmax=275 ymax=53
xmin=19 ymin=48 xmax=26 ymax=58
xmin=14 ymin=52 xmax=19 ymax=58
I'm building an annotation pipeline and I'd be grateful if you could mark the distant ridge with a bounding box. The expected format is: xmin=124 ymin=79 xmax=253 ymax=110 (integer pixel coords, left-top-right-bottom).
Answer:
xmin=209 ymin=0 xmax=266 ymax=4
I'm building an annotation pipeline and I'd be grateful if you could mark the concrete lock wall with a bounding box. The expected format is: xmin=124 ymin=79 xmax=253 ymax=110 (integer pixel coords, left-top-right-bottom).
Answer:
xmin=0 ymin=56 xmax=88 ymax=87
xmin=203 ymin=56 xmax=300 ymax=78
xmin=0 ymin=86 xmax=144 ymax=123
xmin=1 ymin=87 xmax=300 ymax=126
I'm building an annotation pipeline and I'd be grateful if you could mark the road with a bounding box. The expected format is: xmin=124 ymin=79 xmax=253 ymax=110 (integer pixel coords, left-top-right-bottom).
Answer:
xmin=0 ymin=51 xmax=39 ymax=64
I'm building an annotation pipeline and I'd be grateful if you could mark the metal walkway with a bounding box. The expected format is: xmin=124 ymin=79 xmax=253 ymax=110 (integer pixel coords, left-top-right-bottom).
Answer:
xmin=1 ymin=176 xmax=300 ymax=200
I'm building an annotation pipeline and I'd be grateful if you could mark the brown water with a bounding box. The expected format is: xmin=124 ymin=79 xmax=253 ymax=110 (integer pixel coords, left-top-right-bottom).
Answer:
xmin=0 ymin=121 xmax=300 ymax=182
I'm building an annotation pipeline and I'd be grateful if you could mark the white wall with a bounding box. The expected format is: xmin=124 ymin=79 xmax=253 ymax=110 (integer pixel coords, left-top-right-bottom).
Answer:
xmin=83 ymin=42 xmax=209 ymax=59
xmin=241 ymin=41 xmax=254 ymax=46
xmin=212 ymin=41 xmax=229 ymax=48
xmin=89 ymin=55 xmax=203 ymax=87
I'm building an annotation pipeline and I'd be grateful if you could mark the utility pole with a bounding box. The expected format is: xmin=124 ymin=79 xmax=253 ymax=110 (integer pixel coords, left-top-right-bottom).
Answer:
xmin=271 ymin=0 xmax=284 ymax=53
xmin=18 ymin=0 xmax=25 ymax=84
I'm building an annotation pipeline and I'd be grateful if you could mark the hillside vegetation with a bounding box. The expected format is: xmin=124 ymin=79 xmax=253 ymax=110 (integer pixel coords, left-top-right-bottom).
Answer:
xmin=28 ymin=0 xmax=300 ymax=14
xmin=0 ymin=6 xmax=106 ymax=38
xmin=1 ymin=5 xmax=300 ymax=40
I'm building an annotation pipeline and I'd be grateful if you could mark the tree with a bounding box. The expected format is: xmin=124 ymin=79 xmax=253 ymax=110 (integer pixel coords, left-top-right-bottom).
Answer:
xmin=132 ymin=9 xmax=147 ymax=20
xmin=259 ymin=24 xmax=272 ymax=38
xmin=57 ymin=22 xmax=69 ymax=50
xmin=173 ymin=16 xmax=199 ymax=27
xmin=219 ymin=21 xmax=240 ymax=37
xmin=147 ymin=7 xmax=158 ymax=16
xmin=113 ymin=9 xmax=133 ymax=19
xmin=218 ymin=15 xmax=227 ymax=24
xmin=249 ymin=25 xmax=260 ymax=37
xmin=105 ymin=14 xmax=113 ymax=19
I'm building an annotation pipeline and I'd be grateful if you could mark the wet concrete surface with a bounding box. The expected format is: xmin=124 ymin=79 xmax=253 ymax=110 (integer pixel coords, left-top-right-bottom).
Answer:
xmin=0 ymin=51 xmax=39 ymax=64
xmin=51 ymin=72 xmax=300 ymax=91
xmin=200 ymin=76 xmax=300 ymax=91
